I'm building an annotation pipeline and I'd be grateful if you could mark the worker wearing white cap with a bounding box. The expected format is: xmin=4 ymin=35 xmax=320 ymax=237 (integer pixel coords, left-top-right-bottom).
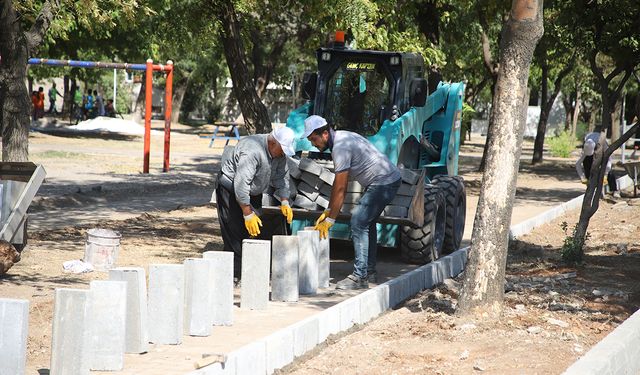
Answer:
xmin=303 ymin=115 xmax=401 ymax=290
xmin=216 ymin=127 xmax=296 ymax=278
xmin=576 ymin=131 xmax=620 ymax=197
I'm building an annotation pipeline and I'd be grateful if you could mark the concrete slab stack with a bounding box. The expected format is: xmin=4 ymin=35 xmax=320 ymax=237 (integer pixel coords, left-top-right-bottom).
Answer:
xmin=0 ymin=298 xmax=29 ymax=375
xmin=50 ymin=288 xmax=93 ymax=375
xmin=297 ymin=230 xmax=319 ymax=295
xmin=148 ymin=264 xmax=185 ymax=344
xmin=109 ymin=267 xmax=149 ymax=353
xmin=271 ymin=235 xmax=299 ymax=302
xmin=88 ymin=280 xmax=127 ymax=371
xmin=184 ymin=258 xmax=214 ymax=336
xmin=202 ymin=251 xmax=234 ymax=325
xmin=241 ymin=239 xmax=271 ymax=310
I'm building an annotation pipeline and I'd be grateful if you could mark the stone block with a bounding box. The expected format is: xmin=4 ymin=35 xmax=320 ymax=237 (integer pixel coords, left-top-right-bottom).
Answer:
xmin=390 ymin=195 xmax=413 ymax=207
xmin=202 ymin=251 xmax=234 ymax=325
xmin=317 ymin=235 xmax=330 ymax=288
xmin=300 ymin=172 xmax=324 ymax=190
xmin=338 ymin=297 xmax=361 ymax=331
xmin=407 ymin=268 xmax=425 ymax=296
xmin=399 ymin=168 xmax=420 ymax=185
xmin=437 ymin=256 xmax=453 ymax=279
xmin=383 ymin=205 xmax=409 ymax=218
xmin=314 ymin=194 xmax=330 ymax=209
xmin=297 ymin=230 xmax=319 ymax=295
xmin=88 ymin=281 xmax=127 ymax=371
xmin=235 ymin=340 xmax=267 ymax=375
xmin=241 ymin=239 xmax=271 ymax=310
xmin=293 ymin=317 xmax=320 ymax=357
xmin=450 ymin=250 xmax=466 ymax=277
xmin=317 ymin=305 xmax=341 ymax=342
xmin=293 ymin=194 xmax=319 ymax=210
xmin=320 ymin=183 xmax=333 ymax=197
xmin=298 ymin=181 xmax=320 ymax=201
xmin=287 ymin=157 xmax=302 ymax=179
xmin=318 ymin=168 xmax=335 ymax=185
xmin=299 ymin=158 xmax=323 ymax=175
xmin=423 ymin=263 xmax=436 ymax=290
xmin=347 ymin=180 xmax=364 ymax=193
xmin=0 ymin=298 xmax=29 ymax=375
xmin=431 ymin=258 xmax=447 ymax=285
xmin=359 ymin=286 xmax=390 ymax=323
xmin=387 ymin=274 xmax=411 ymax=307
xmin=397 ymin=182 xmax=417 ymax=197
xmin=184 ymin=258 xmax=214 ymax=336
xmin=50 ymin=288 xmax=93 ymax=375
xmin=148 ymin=264 xmax=185 ymax=344
xmin=271 ymin=235 xmax=299 ymax=302
xmin=108 ymin=267 xmax=149 ymax=353
xmin=265 ymin=329 xmax=294 ymax=374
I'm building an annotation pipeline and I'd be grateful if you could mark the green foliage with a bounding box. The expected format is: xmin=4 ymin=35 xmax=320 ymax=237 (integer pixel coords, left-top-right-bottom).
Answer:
xmin=575 ymin=121 xmax=589 ymax=142
xmin=560 ymin=221 xmax=588 ymax=264
xmin=548 ymin=131 xmax=577 ymax=158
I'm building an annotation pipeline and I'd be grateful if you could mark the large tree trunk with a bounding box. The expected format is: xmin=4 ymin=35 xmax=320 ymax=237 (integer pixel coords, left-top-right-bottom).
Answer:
xmin=477 ymin=9 xmax=500 ymax=172
xmin=171 ymin=72 xmax=190 ymax=124
xmin=133 ymin=79 xmax=146 ymax=123
xmin=1 ymin=0 xmax=59 ymax=161
xmin=213 ymin=1 xmax=270 ymax=134
xmin=458 ymin=0 xmax=543 ymax=318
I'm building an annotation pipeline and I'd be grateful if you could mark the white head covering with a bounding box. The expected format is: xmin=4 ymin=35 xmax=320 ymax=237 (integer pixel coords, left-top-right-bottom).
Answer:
xmin=301 ymin=115 xmax=328 ymax=139
xmin=271 ymin=127 xmax=296 ymax=156
xmin=583 ymin=139 xmax=596 ymax=156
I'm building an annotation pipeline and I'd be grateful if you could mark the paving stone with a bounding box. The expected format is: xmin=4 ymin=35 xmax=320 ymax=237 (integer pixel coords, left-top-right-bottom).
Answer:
xmin=399 ymin=168 xmax=420 ymax=185
xmin=271 ymin=235 xmax=299 ymax=302
xmin=359 ymin=286 xmax=389 ymax=323
xmin=387 ymin=274 xmax=411 ymax=307
xmin=407 ymin=268 xmax=425 ymax=296
xmin=450 ymin=249 xmax=466 ymax=276
xmin=293 ymin=194 xmax=320 ymax=210
xmin=297 ymin=231 xmax=319 ymax=295
xmin=265 ymin=329 xmax=294 ymax=374
xmin=390 ymin=195 xmax=413 ymax=207
xmin=108 ymin=267 xmax=149 ymax=353
xmin=298 ymin=181 xmax=320 ymax=201
xmin=0 ymin=298 xmax=29 ymax=375
xmin=299 ymin=158 xmax=323 ymax=175
xmin=338 ymin=297 xmax=361 ymax=331
xmin=51 ymin=288 xmax=93 ymax=375
xmin=235 ymin=340 xmax=267 ymax=375
xmin=88 ymin=281 xmax=127 ymax=371
xmin=317 ymin=305 xmax=341 ymax=342
xmin=287 ymin=157 xmax=302 ymax=179
xmin=241 ymin=239 xmax=271 ymax=310
xmin=314 ymin=194 xmax=330 ymax=209
xmin=423 ymin=263 xmax=437 ymax=289
xmin=317 ymin=235 xmax=330 ymax=288
xmin=184 ymin=258 xmax=214 ymax=336
xmin=397 ymin=182 xmax=418 ymax=196
xmin=202 ymin=251 xmax=234 ymax=325
xmin=319 ymin=183 xmax=333 ymax=197
xmin=318 ymin=168 xmax=335 ymax=185
xmin=292 ymin=317 xmax=320 ymax=357
xmin=148 ymin=264 xmax=185 ymax=344
xmin=383 ymin=205 xmax=408 ymax=217
xmin=300 ymin=172 xmax=324 ymax=190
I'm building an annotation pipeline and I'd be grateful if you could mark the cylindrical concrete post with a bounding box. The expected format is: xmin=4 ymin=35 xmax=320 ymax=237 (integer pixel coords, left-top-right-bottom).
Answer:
xmin=50 ymin=289 xmax=93 ymax=375
xmin=202 ymin=251 xmax=234 ymax=325
xmin=148 ymin=264 xmax=185 ymax=344
xmin=298 ymin=230 xmax=319 ymax=295
xmin=108 ymin=267 xmax=149 ymax=353
xmin=241 ymin=239 xmax=271 ymax=310
xmin=0 ymin=298 xmax=29 ymax=375
xmin=184 ymin=258 xmax=213 ymax=336
xmin=88 ymin=280 xmax=127 ymax=371
xmin=271 ymin=235 xmax=299 ymax=302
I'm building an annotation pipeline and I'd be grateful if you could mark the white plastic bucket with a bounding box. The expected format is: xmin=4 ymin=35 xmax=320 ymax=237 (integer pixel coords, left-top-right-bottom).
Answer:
xmin=84 ymin=228 xmax=121 ymax=271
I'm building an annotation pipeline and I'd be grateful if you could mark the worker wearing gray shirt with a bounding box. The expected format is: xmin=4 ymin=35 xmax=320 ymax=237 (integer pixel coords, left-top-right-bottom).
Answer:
xmin=216 ymin=127 xmax=296 ymax=278
xmin=303 ymin=115 xmax=401 ymax=290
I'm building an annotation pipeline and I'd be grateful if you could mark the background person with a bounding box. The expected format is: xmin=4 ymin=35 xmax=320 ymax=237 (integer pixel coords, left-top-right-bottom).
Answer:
xmin=576 ymin=133 xmax=620 ymax=198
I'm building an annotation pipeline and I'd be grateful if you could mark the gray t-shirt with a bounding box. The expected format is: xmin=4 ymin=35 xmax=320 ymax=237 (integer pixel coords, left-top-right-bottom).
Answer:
xmin=331 ymin=130 xmax=400 ymax=187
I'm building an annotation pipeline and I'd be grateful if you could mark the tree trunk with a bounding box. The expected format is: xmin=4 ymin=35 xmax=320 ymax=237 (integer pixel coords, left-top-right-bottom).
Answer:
xmin=458 ymin=0 xmax=543 ymax=318
xmin=571 ymin=89 xmax=581 ymax=136
xmin=62 ymin=74 xmax=69 ymax=114
xmin=477 ymin=9 xmax=500 ymax=172
xmin=213 ymin=0 xmax=270 ymax=134
xmin=171 ymin=72 xmax=190 ymax=124
xmin=133 ymin=79 xmax=146 ymax=123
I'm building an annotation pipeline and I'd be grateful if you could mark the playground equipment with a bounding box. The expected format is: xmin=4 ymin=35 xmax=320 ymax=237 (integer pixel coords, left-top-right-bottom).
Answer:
xmin=27 ymin=58 xmax=174 ymax=173
xmin=266 ymin=32 xmax=466 ymax=264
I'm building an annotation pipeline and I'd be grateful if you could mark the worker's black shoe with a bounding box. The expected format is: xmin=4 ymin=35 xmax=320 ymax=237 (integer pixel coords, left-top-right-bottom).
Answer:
xmin=335 ymin=274 xmax=368 ymax=290
xmin=366 ymin=272 xmax=378 ymax=283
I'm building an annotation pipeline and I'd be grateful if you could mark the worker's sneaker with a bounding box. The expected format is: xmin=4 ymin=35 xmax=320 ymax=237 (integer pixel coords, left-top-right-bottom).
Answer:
xmin=335 ymin=274 xmax=368 ymax=290
xmin=366 ymin=272 xmax=378 ymax=283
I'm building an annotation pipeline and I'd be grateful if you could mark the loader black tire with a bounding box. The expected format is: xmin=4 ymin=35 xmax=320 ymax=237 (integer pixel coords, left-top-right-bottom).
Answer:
xmin=399 ymin=186 xmax=446 ymax=264
xmin=432 ymin=175 xmax=466 ymax=254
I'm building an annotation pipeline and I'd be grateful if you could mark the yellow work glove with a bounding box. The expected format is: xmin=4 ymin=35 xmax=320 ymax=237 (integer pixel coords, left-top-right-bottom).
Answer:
xmin=244 ymin=212 xmax=262 ymax=237
xmin=581 ymin=177 xmax=588 ymax=185
xmin=280 ymin=201 xmax=293 ymax=224
xmin=603 ymin=176 xmax=608 ymax=186
xmin=314 ymin=211 xmax=335 ymax=240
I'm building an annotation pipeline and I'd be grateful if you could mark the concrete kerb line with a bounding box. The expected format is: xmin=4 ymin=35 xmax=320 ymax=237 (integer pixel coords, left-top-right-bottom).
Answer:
xmin=189 ymin=177 xmax=633 ymax=375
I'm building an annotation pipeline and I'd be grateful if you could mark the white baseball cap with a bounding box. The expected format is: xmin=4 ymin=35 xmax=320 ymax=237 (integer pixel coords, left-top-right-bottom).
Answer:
xmin=301 ymin=115 xmax=328 ymax=139
xmin=272 ymin=127 xmax=296 ymax=156
xmin=583 ymin=139 xmax=596 ymax=156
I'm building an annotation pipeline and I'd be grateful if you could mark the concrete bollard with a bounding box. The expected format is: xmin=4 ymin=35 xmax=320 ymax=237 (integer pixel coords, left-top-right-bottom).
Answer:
xmin=50 ymin=289 xmax=93 ymax=375
xmin=108 ymin=267 xmax=149 ymax=353
xmin=241 ymin=239 xmax=271 ymax=310
xmin=298 ymin=230 xmax=319 ymax=295
xmin=148 ymin=264 xmax=185 ymax=344
xmin=271 ymin=235 xmax=299 ymax=302
xmin=184 ymin=258 xmax=213 ymax=336
xmin=0 ymin=298 xmax=29 ymax=375
xmin=202 ymin=251 xmax=234 ymax=325
xmin=88 ymin=280 xmax=127 ymax=371
xmin=305 ymin=226 xmax=330 ymax=288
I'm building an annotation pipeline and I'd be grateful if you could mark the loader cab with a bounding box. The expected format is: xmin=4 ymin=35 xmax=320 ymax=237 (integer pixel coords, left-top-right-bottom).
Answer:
xmin=302 ymin=47 xmax=426 ymax=137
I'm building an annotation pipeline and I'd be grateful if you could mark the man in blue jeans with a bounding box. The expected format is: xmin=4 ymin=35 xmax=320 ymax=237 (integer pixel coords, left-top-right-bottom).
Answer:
xmin=303 ymin=115 xmax=401 ymax=290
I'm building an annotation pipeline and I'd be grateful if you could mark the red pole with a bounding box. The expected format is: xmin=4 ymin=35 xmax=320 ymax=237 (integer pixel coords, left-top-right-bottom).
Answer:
xmin=163 ymin=60 xmax=174 ymax=172
xmin=143 ymin=59 xmax=153 ymax=173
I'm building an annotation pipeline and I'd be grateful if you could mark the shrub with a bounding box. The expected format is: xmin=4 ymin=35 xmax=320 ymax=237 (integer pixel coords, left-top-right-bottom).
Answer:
xmin=560 ymin=221 xmax=589 ymax=264
xmin=548 ymin=131 xmax=577 ymax=158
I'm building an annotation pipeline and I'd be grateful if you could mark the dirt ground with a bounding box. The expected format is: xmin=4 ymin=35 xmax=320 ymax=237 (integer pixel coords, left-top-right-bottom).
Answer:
xmin=1 ymin=118 xmax=637 ymax=374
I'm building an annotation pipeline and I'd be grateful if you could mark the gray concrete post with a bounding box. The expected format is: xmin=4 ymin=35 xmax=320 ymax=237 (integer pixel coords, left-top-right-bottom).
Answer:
xmin=148 ymin=264 xmax=185 ymax=344
xmin=88 ymin=280 xmax=127 ymax=371
xmin=202 ymin=251 xmax=234 ymax=325
xmin=298 ymin=230 xmax=319 ymax=295
xmin=0 ymin=298 xmax=29 ymax=375
xmin=50 ymin=288 xmax=93 ymax=375
xmin=241 ymin=239 xmax=271 ymax=310
xmin=304 ymin=227 xmax=329 ymax=288
xmin=271 ymin=235 xmax=299 ymax=302
xmin=184 ymin=258 xmax=213 ymax=336
xmin=108 ymin=267 xmax=149 ymax=353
